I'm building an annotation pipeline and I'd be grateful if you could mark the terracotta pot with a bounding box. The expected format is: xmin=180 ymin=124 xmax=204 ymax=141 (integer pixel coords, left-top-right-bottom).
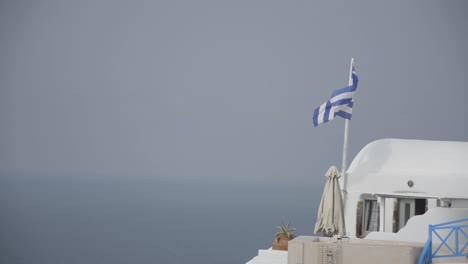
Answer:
xmin=272 ymin=234 xmax=293 ymax=251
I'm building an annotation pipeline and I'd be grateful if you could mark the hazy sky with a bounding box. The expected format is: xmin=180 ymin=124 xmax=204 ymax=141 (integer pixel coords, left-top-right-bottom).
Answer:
xmin=1 ymin=0 xmax=467 ymax=182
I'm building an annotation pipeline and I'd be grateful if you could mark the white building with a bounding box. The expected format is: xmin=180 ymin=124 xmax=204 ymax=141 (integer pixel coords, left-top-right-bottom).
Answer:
xmin=246 ymin=138 xmax=468 ymax=264
xmin=343 ymin=138 xmax=468 ymax=241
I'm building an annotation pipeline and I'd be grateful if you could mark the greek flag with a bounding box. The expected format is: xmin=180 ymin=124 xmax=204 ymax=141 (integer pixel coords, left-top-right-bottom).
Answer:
xmin=313 ymin=65 xmax=358 ymax=127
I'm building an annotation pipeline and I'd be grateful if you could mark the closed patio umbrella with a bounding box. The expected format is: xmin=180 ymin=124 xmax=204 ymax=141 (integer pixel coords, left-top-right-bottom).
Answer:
xmin=314 ymin=166 xmax=346 ymax=236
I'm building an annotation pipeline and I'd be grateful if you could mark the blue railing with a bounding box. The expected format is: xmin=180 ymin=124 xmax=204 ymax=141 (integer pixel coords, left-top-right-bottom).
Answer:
xmin=418 ymin=217 xmax=468 ymax=264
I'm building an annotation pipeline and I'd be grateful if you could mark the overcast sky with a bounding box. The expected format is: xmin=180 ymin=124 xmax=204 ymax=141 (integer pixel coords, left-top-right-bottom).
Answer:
xmin=1 ymin=0 xmax=467 ymax=183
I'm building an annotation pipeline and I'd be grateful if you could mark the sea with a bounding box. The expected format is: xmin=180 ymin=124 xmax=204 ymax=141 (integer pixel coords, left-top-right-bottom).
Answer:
xmin=0 ymin=176 xmax=321 ymax=264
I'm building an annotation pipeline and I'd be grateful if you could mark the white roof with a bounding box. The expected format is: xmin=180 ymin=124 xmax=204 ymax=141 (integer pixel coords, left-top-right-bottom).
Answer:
xmin=346 ymin=138 xmax=468 ymax=199
xmin=245 ymin=249 xmax=287 ymax=264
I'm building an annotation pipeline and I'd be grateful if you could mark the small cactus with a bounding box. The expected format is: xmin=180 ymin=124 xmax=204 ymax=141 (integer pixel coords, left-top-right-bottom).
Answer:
xmin=275 ymin=222 xmax=296 ymax=239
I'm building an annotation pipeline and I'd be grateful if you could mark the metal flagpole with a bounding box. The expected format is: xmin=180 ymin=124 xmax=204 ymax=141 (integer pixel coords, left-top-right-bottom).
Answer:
xmin=341 ymin=58 xmax=354 ymax=194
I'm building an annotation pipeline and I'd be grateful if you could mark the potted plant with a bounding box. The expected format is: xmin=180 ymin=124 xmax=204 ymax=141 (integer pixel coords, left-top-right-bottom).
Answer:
xmin=272 ymin=222 xmax=296 ymax=251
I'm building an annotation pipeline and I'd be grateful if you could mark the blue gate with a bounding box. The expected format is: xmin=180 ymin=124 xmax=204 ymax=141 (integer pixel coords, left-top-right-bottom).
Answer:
xmin=418 ymin=218 xmax=468 ymax=264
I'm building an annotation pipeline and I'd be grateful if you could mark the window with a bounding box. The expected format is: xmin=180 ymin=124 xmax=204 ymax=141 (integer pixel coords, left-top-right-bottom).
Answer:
xmin=356 ymin=198 xmax=380 ymax=238
xmin=364 ymin=199 xmax=379 ymax=233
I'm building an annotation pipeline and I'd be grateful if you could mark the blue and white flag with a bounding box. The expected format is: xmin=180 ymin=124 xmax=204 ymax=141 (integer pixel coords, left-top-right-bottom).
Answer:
xmin=313 ymin=65 xmax=358 ymax=127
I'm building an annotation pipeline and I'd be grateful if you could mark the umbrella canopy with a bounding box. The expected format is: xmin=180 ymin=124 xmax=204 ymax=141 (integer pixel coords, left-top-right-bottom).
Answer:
xmin=314 ymin=166 xmax=346 ymax=236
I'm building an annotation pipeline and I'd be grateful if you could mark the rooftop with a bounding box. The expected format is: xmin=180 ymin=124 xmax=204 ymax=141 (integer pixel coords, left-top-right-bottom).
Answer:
xmin=346 ymin=138 xmax=468 ymax=198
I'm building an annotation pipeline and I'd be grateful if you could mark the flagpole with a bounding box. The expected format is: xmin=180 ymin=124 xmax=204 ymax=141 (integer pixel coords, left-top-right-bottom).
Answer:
xmin=341 ymin=58 xmax=354 ymax=194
